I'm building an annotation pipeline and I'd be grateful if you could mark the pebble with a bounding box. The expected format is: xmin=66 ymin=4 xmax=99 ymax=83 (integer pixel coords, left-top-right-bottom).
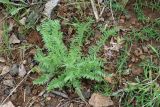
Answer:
xmin=89 ymin=93 xmax=114 ymax=107
xmin=131 ymin=57 xmax=136 ymax=62
xmin=46 ymin=96 xmax=51 ymax=101
xmin=9 ymin=64 xmax=19 ymax=77
xmin=0 ymin=57 xmax=6 ymax=63
xmin=18 ymin=64 xmax=26 ymax=77
xmin=119 ymin=19 xmax=125 ymax=24
xmin=23 ymin=60 xmax=27 ymax=65
xmin=142 ymin=46 xmax=148 ymax=53
xmin=19 ymin=17 xmax=26 ymax=25
xmin=140 ymin=55 xmax=145 ymax=60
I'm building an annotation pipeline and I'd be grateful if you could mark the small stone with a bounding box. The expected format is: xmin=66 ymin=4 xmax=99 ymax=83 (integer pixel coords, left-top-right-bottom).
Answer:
xmin=131 ymin=57 xmax=136 ymax=62
xmin=10 ymin=64 xmax=19 ymax=77
xmin=140 ymin=55 xmax=145 ymax=60
xmin=23 ymin=60 xmax=27 ymax=65
xmin=135 ymin=58 xmax=139 ymax=62
xmin=89 ymin=93 xmax=114 ymax=107
xmin=142 ymin=46 xmax=148 ymax=53
xmin=3 ymin=79 xmax=14 ymax=87
xmin=0 ymin=57 xmax=6 ymax=63
xmin=19 ymin=17 xmax=26 ymax=25
xmin=46 ymin=96 xmax=51 ymax=101
xmin=18 ymin=64 xmax=26 ymax=77
xmin=9 ymin=34 xmax=20 ymax=44
xmin=119 ymin=19 xmax=125 ymax=24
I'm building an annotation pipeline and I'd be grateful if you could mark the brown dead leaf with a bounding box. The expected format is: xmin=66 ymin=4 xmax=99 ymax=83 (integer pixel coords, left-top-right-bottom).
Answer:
xmin=27 ymin=30 xmax=42 ymax=47
xmin=89 ymin=93 xmax=114 ymax=107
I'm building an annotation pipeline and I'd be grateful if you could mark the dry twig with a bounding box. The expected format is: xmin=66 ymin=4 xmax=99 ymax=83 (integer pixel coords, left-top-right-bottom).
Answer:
xmin=90 ymin=0 xmax=99 ymax=21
